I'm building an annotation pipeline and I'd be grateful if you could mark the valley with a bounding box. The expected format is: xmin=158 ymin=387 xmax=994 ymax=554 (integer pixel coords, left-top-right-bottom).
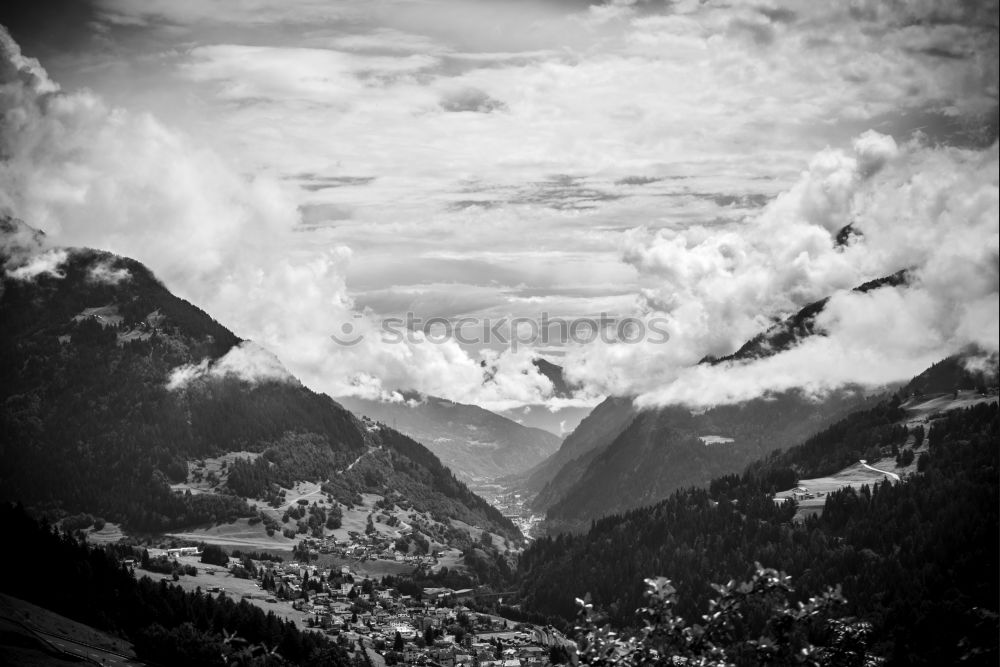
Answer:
xmin=0 ymin=6 xmax=996 ymax=665
xmin=0 ymin=224 xmax=996 ymax=667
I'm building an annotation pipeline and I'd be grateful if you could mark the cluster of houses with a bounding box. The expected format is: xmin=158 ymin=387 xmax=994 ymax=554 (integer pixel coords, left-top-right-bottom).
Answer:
xmin=249 ymin=560 xmax=568 ymax=667
xmin=300 ymin=533 xmax=440 ymax=567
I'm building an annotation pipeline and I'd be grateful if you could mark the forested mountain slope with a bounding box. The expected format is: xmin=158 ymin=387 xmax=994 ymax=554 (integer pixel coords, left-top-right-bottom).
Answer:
xmin=518 ymin=394 xmax=999 ymax=666
xmin=540 ymin=389 xmax=867 ymax=532
xmin=0 ymin=230 xmax=517 ymax=540
xmin=521 ymin=396 xmax=636 ymax=504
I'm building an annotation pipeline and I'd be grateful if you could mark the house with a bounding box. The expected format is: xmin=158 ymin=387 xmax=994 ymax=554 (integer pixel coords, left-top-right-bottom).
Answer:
xmin=390 ymin=621 xmax=417 ymax=640
xmin=166 ymin=546 xmax=200 ymax=558
xmin=429 ymin=647 xmax=456 ymax=667
xmin=403 ymin=643 xmax=422 ymax=663
xmin=422 ymin=587 xmax=454 ymax=601
xmin=452 ymin=589 xmax=475 ymax=602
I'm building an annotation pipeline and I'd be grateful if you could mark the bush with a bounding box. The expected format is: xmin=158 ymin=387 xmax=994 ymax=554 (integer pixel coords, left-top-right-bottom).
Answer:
xmin=573 ymin=566 xmax=875 ymax=666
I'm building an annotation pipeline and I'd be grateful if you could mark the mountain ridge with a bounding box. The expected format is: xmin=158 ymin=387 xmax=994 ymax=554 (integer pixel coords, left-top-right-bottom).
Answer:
xmin=336 ymin=391 xmax=562 ymax=481
xmin=524 ymin=271 xmax=916 ymax=531
xmin=0 ymin=228 xmax=519 ymax=542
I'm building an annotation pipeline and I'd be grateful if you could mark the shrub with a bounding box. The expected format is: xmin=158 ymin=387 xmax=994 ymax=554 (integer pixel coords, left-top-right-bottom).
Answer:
xmin=572 ymin=565 xmax=875 ymax=666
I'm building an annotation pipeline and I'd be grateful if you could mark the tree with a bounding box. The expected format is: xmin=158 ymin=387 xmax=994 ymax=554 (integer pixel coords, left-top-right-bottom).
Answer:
xmin=200 ymin=544 xmax=229 ymax=566
xmin=573 ymin=566 xmax=874 ymax=666
xmin=393 ymin=631 xmax=404 ymax=652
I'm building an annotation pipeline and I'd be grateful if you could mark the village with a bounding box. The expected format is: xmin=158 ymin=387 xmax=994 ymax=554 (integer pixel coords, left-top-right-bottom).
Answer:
xmin=136 ymin=538 xmax=571 ymax=667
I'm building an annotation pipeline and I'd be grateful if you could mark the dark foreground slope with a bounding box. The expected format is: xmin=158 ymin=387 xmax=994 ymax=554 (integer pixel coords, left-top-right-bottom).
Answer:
xmin=0 ymin=239 xmax=516 ymax=540
xmin=518 ymin=383 xmax=999 ymax=666
xmin=0 ymin=503 xmax=350 ymax=666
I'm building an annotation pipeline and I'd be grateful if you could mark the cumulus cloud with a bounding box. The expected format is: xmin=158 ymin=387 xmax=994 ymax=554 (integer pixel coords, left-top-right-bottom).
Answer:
xmin=567 ymin=134 xmax=998 ymax=408
xmin=0 ymin=27 xmax=562 ymax=409
xmin=2 ymin=0 xmax=996 ymax=415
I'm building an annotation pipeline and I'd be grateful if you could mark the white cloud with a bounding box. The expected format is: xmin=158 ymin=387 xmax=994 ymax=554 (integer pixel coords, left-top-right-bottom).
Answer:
xmin=167 ymin=341 xmax=296 ymax=390
xmin=87 ymin=260 xmax=132 ymax=285
xmin=2 ymin=0 xmax=996 ymax=413
xmin=4 ymin=248 xmax=69 ymax=281
xmin=582 ymin=136 xmax=1000 ymax=408
xmin=0 ymin=27 xmax=565 ymax=409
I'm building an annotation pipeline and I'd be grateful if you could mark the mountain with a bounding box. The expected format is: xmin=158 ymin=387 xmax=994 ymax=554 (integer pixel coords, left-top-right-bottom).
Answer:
xmin=704 ymin=269 xmax=908 ymax=365
xmin=532 ymin=358 xmax=577 ymax=398
xmin=525 ymin=275 xmax=911 ymax=531
xmin=336 ymin=392 xmax=561 ymax=481
xmin=516 ymin=365 xmax=999 ymax=666
xmin=497 ymin=402 xmax=593 ymax=438
xmin=0 ymin=224 xmax=518 ymax=542
xmin=903 ymin=353 xmax=996 ymax=396
xmin=540 ymin=390 xmax=866 ymax=532
xmin=519 ymin=396 xmax=636 ymax=501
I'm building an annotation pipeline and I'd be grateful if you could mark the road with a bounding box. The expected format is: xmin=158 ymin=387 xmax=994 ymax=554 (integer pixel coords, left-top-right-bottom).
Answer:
xmin=34 ymin=628 xmax=143 ymax=666
xmin=858 ymin=460 xmax=901 ymax=482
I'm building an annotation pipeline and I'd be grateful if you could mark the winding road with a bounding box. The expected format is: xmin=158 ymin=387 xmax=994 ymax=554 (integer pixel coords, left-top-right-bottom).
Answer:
xmin=858 ymin=460 xmax=901 ymax=482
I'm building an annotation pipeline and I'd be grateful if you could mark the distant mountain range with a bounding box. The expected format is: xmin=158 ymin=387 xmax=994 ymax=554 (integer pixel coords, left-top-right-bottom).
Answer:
xmin=0 ymin=217 xmax=518 ymax=542
xmin=336 ymin=392 xmax=562 ymax=482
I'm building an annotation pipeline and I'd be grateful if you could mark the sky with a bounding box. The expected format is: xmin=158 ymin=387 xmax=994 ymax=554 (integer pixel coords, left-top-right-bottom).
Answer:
xmin=0 ymin=0 xmax=997 ymax=412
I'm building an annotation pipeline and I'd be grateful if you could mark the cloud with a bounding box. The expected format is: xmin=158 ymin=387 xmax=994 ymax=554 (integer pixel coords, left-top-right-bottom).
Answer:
xmin=2 ymin=0 xmax=997 ymax=414
xmin=87 ymin=259 xmax=131 ymax=284
xmin=439 ymin=87 xmax=507 ymax=113
xmin=0 ymin=27 xmax=566 ymax=409
xmin=4 ymin=247 xmax=68 ymax=281
xmin=566 ymin=134 xmax=998 ymax=408
xmin=166 ymin=341 xmax=296 ymax=390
